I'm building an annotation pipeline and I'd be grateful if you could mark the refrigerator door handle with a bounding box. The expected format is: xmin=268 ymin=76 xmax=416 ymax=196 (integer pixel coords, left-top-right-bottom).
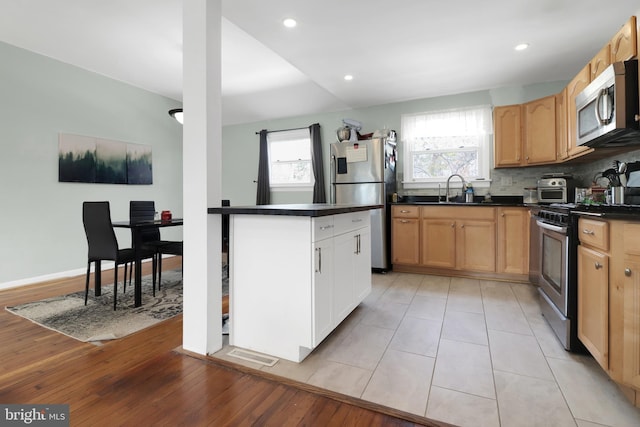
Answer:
xmin=330 ymin=155 xmax=336 ymax=204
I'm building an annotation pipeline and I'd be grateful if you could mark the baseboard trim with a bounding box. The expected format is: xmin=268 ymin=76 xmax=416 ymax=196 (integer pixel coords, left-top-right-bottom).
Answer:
xmin=0 ymin=257 xmax=164 ymax=291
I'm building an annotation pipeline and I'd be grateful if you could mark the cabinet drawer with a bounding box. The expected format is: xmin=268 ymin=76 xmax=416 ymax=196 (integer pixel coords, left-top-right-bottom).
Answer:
xmin=312 ymin=216 xmax=334 ymax=242
xmin=333 ymin=210 xmax=370 ymax=235
xmin=421 ymin=206 xmax=496 ymax=220
xmin=578 ymin=218 xmax=609 ymax=251
xmin=392 ymin=205 xmax=419 ymax=218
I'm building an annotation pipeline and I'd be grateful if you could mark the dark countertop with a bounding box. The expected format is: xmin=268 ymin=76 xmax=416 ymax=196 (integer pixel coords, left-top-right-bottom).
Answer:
xmin=392 ymin=195 xmax=525 ymax=207
xmin=208 ymin=203 xmax=383 ymax=217
xmin=571 ymin=204 xmax=640 ymax=220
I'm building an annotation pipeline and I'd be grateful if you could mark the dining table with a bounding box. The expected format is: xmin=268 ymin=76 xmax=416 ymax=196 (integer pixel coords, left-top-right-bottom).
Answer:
xmin=111 ymin=217 xmax=184 ymax=307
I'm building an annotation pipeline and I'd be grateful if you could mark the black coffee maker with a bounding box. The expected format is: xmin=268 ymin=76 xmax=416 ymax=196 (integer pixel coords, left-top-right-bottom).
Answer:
xmin=624 ymin=161 xmax=640 ymax=205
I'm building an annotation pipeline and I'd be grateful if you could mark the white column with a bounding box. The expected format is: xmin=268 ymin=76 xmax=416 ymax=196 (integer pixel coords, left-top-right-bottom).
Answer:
xmin=182 ymin=0 xmax=222 ymax=355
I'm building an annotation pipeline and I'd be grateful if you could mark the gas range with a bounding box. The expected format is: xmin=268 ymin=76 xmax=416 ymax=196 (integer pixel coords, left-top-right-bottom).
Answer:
xmin=533 ymin=203 xmax=575 ymax=227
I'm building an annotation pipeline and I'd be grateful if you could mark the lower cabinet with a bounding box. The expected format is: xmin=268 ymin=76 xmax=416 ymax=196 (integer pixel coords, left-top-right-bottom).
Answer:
xmin=312 ymin=237 xmax=333 ymax=347
xmin=577 ymin=244 xmax=609 ymax=370
xmin=231 ymin=210 xmax=372 ymax=363
xmin=391 ymin=205 xmax=420 ymax=265
xmin=615 ymin=222 xmax=640 ymax=390
xmin=497 ymin=207 xmax=530 ymax=275
xmin=421 ymin=206 xmax=496 ymax=273
xmin=332 ymin=223 xmax=370 ymax=326
xmin=392 ymin=204 xmax=529 ymax=280
xmin=578 ymin=219 xmax=640 ymax=406
xmin=622 ymin=257 xmax=640 ymax=390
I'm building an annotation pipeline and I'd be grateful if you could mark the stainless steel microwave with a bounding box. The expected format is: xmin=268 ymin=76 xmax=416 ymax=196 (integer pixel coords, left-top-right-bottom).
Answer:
xmin=575 ymin=59 xmax=640 ymax=147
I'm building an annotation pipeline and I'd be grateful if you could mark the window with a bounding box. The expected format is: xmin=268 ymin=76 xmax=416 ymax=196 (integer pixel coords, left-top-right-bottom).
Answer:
xmin=267 ymin=128 xmax=314 ymax=190
xmin=401 ymin=105 xmax=493 ymax=188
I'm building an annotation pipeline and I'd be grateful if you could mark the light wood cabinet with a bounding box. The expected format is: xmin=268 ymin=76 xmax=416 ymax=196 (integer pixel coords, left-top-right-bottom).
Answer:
xmin=522 ymin=95 xmax=557 ymax=165
xmin=565 ymin=64 xmax=593 ymax=159
xmin=578 ymin=244 xmax=609 ymax=370
xmin=391 ymin=206 xmax=420 ymax=265
xmin=391 ymin=205 xmax=529 ymax=281
xmin=421 ymin=206 xmax=496 ymax=272
xmin=575 ymin=218 xmax=640 ymax=406
xmin=493 ymin=16 xmax=638 ymax=167
xmin=494 ymin=95 xmax=559 ymax=167
xmin=421 ymin=218 xmax=457 ymax=269
xmin=494 ymin=105 xmax=522 ymax=167
xmin=611 ymin=16 xmax=638 ymax=62
xmin=578 ymin=218 xmax=611 ymax=372
xmin=616 ymin=222 xmax=640 ymax=390
xmin=590 ymin=43 xmax=611 ymax=80
xmin=497 ymin=207 xmax=529 ymax=275
xmin=555 ymin=90 xmax=567 ymax=162
xmin=457 ymin=219 xmax=496 ymax=272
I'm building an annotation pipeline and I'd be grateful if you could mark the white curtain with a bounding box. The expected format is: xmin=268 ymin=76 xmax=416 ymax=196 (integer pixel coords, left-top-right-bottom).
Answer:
xmin=402 ymin=105 xmax=493 ymax=143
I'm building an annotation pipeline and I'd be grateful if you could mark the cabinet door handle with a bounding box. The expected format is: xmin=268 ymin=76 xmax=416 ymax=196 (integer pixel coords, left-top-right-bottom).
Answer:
xmin=582 ymin=229 xmax=595 ymax=235
xmin=625 ymin=268 xmax=632 ymax=277
xmin=594 ymin=262 xmax=603 ymax=269
xmin=460 ymin=224 xmax=465 ymax=228
xmin=451 ymin=223 xmax=455 ymax=228
xmin=400 ymin=210 xmax=410 ymax=213
xmin=354 ymin=234 xmax=360 ymax=254
xmin=400 ymin=219 xmax=411 ymax=223
xmin=352 ymin=218 xmax=363 ymax=223
xmin=319 ymin=225 xmax=333 ymax=231
xmin=315 ymin=247 xmax=322 ymax=273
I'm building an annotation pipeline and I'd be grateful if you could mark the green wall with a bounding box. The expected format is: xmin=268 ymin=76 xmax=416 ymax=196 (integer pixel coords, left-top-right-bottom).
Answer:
xmin=221 ymin=81 xmax=569 ymax=205
xmin=0 ymin=42 xmax=183 ymax=285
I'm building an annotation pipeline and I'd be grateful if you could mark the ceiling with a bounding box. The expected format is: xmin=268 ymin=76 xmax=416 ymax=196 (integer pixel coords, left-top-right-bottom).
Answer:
xmin=0 ymin=0 xmax=639 ymax=126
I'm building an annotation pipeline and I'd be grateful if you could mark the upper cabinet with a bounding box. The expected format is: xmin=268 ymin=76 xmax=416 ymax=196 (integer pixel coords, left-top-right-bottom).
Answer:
xmin=494 ymin=16 xmax=639 ymax=168
xmin=494 ymin=95 xmax=559 ymax=168
xmin=611 ymin=16 xmax=637 ymax=62
xmin=523 ymin=95 xmax=557 ymax=165
xmin=494 ymin=105 xmax=522 ymax=167
xmin=564 ymin=64 xmax=593 ymax=160
xmin=591 ymin=44 xmax=611 ymax=81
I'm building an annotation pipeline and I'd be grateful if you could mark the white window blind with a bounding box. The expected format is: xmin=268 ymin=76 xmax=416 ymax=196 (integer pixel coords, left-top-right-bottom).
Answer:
xmin=267 ymin=128 xmax=314 ymax=189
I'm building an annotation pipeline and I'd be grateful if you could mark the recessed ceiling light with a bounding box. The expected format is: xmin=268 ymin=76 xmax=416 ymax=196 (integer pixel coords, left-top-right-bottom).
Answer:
xmin=283 ymin=18 xmax=297 ymax=28
xmin=515 ymin=43 xmax=529 ymax=51
xmin=344 ymin=75 xmax=354 ymax=81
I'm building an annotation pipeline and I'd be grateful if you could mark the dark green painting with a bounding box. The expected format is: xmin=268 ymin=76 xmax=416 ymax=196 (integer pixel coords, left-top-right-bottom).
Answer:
xmin=58 ymin=133 xmax=152 ymax=185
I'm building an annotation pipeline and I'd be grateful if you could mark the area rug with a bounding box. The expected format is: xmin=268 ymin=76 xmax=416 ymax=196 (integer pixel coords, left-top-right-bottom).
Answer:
xmin=5 ymin=269 xmax=229 ymax=343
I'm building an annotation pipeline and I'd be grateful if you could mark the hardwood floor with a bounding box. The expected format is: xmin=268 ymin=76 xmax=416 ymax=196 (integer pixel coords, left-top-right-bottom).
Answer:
xmin=0 ymin=259 xmax=448 ymax=426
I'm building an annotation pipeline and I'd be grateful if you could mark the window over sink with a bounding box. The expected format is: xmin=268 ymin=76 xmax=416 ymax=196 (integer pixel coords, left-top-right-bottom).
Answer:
xmin=401 ymin=105 xmax=492 ymax=189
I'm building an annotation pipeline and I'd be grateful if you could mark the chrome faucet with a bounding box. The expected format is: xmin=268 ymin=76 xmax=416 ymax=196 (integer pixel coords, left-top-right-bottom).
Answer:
xmin=445 ymin=174 xmax=466 ymax=202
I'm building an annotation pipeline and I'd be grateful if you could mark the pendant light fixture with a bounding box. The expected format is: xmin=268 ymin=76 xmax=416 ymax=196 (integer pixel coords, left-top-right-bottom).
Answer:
xmin=168 ymin=108 xmax=184 ymax=124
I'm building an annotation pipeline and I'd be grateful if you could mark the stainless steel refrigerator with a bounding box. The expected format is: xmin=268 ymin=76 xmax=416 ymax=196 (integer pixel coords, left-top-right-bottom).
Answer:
xmin=330 ymin=137 xmax=397 ymax=270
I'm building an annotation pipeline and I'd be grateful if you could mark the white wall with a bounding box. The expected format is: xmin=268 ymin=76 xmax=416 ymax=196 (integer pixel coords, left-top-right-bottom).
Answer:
xmin=0 ymin=41 xmax=183 ymax=286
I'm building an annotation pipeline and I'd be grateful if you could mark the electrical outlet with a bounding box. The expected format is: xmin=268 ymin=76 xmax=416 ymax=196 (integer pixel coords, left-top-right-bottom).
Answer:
xmin=501 ymin=176 xmax=513 ymax=186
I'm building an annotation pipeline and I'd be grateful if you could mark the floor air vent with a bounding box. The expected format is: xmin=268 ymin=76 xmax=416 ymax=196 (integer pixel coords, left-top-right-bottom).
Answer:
xmin=227 ymin=348 xmax=279 ymax=367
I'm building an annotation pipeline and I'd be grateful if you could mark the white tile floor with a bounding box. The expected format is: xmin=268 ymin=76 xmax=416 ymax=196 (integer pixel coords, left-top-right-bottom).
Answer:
xmin=213 ymin=272 xmax=640 ymax=427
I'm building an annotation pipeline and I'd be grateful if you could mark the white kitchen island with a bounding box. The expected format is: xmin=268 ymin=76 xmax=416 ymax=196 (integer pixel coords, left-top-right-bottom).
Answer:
xmin=208 ymin=203 xmax=382 ymax=362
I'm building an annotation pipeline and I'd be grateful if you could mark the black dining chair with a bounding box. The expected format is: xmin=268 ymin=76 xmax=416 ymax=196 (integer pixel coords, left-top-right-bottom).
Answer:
xmin=129 ymin=201 xmax=183 ymax=295
xmin=82 ymin=201 xmax=156 ymax=310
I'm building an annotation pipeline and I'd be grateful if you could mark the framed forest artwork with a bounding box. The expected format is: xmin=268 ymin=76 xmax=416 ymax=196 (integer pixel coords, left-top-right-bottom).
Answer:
xmin=58 ymin=133 xmax=152 ymax=185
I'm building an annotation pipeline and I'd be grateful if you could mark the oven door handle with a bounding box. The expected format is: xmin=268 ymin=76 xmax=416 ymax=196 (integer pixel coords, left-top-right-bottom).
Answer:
xmin=536 ymin=219 xmax=567 ymax=234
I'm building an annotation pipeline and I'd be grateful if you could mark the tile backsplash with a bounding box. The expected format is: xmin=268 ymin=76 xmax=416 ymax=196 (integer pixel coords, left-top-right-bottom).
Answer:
xmin=399 ymin=148 xmax=640 ymax=197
